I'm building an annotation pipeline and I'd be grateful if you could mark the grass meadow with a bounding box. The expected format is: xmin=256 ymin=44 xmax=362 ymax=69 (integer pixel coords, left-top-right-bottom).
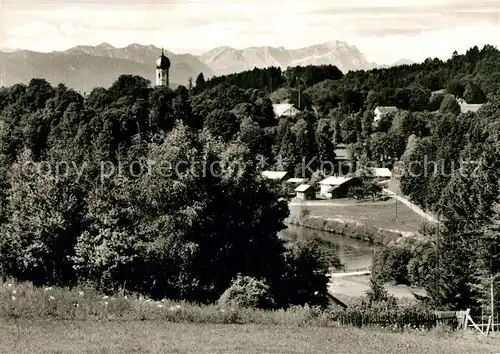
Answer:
xmin=289 ymin=199 xmax=423 ymax=234
xmin=2 ymin=320 xmax=499 ymax=353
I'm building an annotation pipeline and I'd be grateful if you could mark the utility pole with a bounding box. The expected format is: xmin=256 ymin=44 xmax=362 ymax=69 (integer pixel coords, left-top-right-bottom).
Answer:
xmin=296 ymin=76 xmax=306 ymax=110
xmin=491 ymin=277 xmax=494 ymax=333
xmin=395 ymin=190 xmax=398 ymax=222
xmin=436 ymin=212 xmax=440 ymax=302
xmin=297 ymin=78 xmax=301 ymax=110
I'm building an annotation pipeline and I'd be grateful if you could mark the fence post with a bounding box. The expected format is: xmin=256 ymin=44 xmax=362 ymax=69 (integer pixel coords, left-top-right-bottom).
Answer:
xmin=486 ymin=316 xmax=492 ymax=336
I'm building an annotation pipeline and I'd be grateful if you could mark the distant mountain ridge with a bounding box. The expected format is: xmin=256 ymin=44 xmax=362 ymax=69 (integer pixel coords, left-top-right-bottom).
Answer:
xmin=198 ymin=41 xmax=378 ymax=76
xmin=0 ymin=43 xmax=214 ymax=93
xmin=64 ymin=43 xmax=213 ymax=80
xmin=377 ymin=59 xmax=416 ymax=69
xmin=0 ymin=41 xmax=416 ymax=93
xmin=392 ymin=58 xmax=416 ymax=66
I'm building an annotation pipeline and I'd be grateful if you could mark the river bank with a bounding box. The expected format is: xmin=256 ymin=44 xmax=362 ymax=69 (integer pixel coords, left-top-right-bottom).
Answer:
xmin=286 ymin=215 xmax=399 ymax=246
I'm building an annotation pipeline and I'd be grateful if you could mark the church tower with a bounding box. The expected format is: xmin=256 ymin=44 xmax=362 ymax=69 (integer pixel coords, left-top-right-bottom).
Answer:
xmin=155 ymin=48 xmax=170 ymax=87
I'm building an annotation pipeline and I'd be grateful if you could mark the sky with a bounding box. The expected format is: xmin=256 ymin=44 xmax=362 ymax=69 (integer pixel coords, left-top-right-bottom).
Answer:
xmin=0 ymin=0 xmax=499 ymax=64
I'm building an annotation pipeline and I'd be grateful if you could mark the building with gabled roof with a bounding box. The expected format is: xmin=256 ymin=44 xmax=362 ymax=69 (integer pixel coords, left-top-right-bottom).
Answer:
xmin=272 ymin=103 xmax=301 ymax=118
xmin=318 ymin=176 xmax=362 ymax=199
xmin=295 ymin=184 xmax=315 ymax=200
xmin=459 ymin=103 xmax=483 ymax=114
xmin=319 ymin=176 xmax=353 ymax=186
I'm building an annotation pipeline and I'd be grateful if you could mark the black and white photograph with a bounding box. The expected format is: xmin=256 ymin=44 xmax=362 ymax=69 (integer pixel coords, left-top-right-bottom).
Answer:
xmin=0 ymin=0 xmax=499 ymax=352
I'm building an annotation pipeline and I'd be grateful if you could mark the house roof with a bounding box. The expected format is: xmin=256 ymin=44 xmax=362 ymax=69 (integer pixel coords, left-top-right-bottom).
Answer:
xmin=261 ymin=171 xmax=288 ymax=180
xmin=334 ymin=148 xmax=349 ymax=160
xmin=374 ymin=106 xmax=398 ymax=114
xmin=286 ymin=177 xmax=308 ymax=184
xmin=295 ymin=184 xmax=313 ymax=192
xmin=319 ymin=176 xmax=353 ymax=186
xmin=431 ymin=89 xmax=446 ymax=96
xmin=374 ymin=168 xmax=392 ymax=177
xmin=272 ymin=103 xmax=297 ymax=117
xmin=359 ymin=167 xmax=392 ymax=178
xmin=460 ymin=104 xmax=483 ymax=113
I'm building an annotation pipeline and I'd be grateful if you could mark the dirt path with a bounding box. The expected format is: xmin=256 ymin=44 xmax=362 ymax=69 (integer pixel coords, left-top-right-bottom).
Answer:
xmin=331 ymin=270 xmax=371 ymax=277
xmin=289 ymin=199 xmax=395 ymax=207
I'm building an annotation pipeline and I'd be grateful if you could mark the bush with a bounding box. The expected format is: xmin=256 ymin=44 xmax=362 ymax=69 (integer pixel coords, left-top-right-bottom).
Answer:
xmin=371 ymin=246 xmax=413 ymax=285
xmin=298 ymin=203 xmax=310 ymax=221
xmin=217 ymin=275 xmax=275 ymax=309
xmin=364 ymin=278 xmax=396 ymax=307
xmin=428 ymin=93 xmax=445 ymax=111
xmin=275 ymin=236 xmax=343 ymax=308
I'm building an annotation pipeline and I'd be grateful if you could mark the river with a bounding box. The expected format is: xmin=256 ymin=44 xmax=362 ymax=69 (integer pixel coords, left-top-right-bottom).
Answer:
xmin=279 ymin=225 xmax=381 ymax=272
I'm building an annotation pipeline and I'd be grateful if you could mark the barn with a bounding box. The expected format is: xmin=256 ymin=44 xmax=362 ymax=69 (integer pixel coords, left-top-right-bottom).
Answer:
xmin=318 ymin=176 xmax=362 ymax=199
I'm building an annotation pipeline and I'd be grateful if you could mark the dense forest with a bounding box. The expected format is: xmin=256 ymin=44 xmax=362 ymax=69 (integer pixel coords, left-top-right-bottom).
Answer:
xmin=0 ymin=76 xmax=343 ymax=308
xmin=0 ymin=44 xmax=500 ymax=311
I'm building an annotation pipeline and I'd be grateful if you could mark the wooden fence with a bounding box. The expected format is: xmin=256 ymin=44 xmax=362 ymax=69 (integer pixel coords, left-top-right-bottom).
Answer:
xmin=330 ymin=312 xmax=458 ymax=329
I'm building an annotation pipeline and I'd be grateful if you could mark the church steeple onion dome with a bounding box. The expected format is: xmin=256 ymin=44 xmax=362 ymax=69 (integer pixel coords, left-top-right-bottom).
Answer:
xmin=156 ymin=48 xmax=170 ymax=70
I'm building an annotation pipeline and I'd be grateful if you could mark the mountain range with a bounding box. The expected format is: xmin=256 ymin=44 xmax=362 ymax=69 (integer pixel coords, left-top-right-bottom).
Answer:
xmin=0 ymin=41 xmax=414 ymax=93
xmin=199 ymin=41 xmax=378 ymax=76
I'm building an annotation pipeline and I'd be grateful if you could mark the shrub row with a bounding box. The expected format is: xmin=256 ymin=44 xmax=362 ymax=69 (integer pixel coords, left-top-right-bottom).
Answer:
xmin=0 ymin=281 xmax=455 ymax=331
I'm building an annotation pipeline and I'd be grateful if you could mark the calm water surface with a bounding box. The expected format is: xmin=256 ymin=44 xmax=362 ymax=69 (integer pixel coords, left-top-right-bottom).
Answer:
xmin=279 ymin=225 xmax=380 ymax=272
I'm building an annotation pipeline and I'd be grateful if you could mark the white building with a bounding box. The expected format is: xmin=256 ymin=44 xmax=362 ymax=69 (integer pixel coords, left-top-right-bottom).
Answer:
xmin=295 ymin=184 xmax=315 ymax=200
xmin=155 ymin=48 xmax=170 ymax=87
xmin=318 ymin=176 xmax=355 ymax=199
xmin=374 ymin=106 xmax=398 ymax=123
xmin=457 ymin=99 xmax=484 ymax=114
xmin=272 ymin=104 xmax=301 ymax=118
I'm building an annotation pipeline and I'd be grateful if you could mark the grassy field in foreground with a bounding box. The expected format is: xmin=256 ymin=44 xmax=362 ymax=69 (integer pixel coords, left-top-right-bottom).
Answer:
xmin=1 ymin=320 xmax=499 ymax=353
xmin=289 ymin=199 xmax=424 ymax=235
